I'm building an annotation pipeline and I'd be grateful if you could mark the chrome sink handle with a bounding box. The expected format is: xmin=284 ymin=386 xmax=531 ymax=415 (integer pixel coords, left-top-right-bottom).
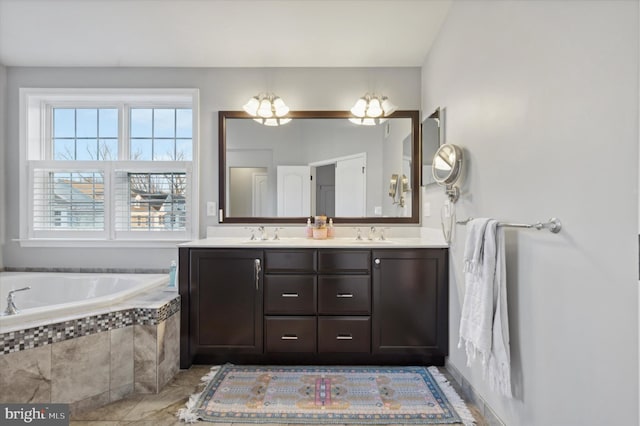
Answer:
xmin=244 ymin=227 xmax=256 ymax=240
xmin=273 ymin=227 xmax=283 ymax=240
xmin=5 ymin=286 xmax=31 ymax=315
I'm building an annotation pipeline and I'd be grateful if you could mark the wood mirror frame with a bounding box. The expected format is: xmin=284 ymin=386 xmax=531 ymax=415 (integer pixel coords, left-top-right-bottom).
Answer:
xmin=218 ymin=110 xmax=420 ymax=224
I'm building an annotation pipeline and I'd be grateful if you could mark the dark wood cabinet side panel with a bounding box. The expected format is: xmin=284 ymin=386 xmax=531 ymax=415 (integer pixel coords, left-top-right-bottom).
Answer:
xmin=179 ymin=247 xmax=191 ymax=368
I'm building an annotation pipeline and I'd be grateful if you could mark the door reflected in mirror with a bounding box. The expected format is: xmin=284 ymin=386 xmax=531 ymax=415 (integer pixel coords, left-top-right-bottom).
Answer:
xmin=220 ymin=111 xmax=420 ymax=224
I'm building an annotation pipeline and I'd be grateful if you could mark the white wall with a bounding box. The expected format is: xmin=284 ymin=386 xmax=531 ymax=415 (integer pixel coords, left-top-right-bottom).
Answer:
xmin=422 ymin=1 xmax=639 ymax=425
xmin=0 ymin=64 xmax=6 ymax=270
xmin=4 ymin=67 xmax=420 ymax=269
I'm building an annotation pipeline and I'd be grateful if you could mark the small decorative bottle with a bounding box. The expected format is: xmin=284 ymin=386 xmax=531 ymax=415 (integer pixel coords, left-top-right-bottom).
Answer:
xmin=305 ymin=218 xmax=313 ymax=238
xmin=166 ymin=260 xmax=177 ymax=291
xmin=327 ymin=218 xmax=335 ymax=238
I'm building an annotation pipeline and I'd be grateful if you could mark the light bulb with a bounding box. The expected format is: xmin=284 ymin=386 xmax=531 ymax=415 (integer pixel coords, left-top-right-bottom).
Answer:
xmin=367 ymin=97 xmax=383 ymax=118
xmin=272 ymin=97 xmax=289 ymax=117
xmin=243 ymin=96 xmax=260 ymax=116
xmin=381 ymin=97 xmax=397 ymax=116
xmin=361 ymin=118 xmax=377 ymax=126
xmin=278 ymin=118 xmax=292 ymax=125
xmin=257 ymin=98 xmax=273 ymax=118
xmin=263 ymin=118 xmax=278 ymax=126
xmin=350 ymin=98 xmax=367 ymax=117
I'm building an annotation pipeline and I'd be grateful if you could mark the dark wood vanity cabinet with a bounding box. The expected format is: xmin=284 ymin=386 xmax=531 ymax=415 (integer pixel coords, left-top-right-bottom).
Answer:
xmin=182 ymin=249 xmax=263 ymax=366
xmin=372 ymin=249 xmax=448 ymax=358
xmin=179 ymin=247 xmax=448 ymax=368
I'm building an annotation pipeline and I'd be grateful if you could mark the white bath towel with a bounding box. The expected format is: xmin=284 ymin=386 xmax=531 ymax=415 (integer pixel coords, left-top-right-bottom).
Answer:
xmin=459 ymin=218 xmax=512 ymax=398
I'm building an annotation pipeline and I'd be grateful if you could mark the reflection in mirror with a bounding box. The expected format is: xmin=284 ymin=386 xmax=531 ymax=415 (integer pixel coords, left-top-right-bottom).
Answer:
xmin=433 ymin=144 xmax=463 ymax=185
xmin=219 ymin=111 xmax=420 ymax=224
xmin=422 ymin=108 xmax=441 ymax=186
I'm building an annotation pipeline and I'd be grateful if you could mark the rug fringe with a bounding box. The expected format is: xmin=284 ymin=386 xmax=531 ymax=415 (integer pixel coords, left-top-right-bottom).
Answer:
xmin=177 ymin=365 xmax=222 ymax=423
xmin=427 ymin=366 xmax=476 ymax=426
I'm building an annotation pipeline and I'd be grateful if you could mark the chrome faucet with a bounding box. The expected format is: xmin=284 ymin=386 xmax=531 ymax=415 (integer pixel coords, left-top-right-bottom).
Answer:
xmin=257 ymin=226 xmax=268 ymax=240
xmin=4 ymin=286 xmax=31 ymax=315
xmin=368 ymin=226 xmax=377 ymax=240
xmin=354 ymin=227 xmax=363 ymax=241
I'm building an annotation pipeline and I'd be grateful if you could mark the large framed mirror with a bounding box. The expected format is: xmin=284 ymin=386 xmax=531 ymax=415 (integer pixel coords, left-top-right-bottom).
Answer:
xmin=219 ymin=110 xmax=420 ymax=224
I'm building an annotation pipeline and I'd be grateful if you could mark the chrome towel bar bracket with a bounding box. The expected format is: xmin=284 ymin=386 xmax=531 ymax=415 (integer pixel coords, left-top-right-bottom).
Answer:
xmin=456 ymin=217 xmax=562 ymax=233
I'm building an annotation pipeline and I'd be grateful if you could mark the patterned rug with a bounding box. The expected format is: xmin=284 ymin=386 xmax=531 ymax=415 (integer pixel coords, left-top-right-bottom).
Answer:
xmin=178 ymin=365 xmax=475 ymax=424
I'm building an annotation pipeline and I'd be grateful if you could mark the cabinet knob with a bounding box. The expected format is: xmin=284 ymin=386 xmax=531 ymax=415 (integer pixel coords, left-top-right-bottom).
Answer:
xmin=374 ymin=258 xmax=381 ymax=265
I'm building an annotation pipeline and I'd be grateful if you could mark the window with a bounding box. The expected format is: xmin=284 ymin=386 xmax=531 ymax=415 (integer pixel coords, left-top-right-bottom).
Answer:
xmin=20 ymin=89 xmax=199 ymax=245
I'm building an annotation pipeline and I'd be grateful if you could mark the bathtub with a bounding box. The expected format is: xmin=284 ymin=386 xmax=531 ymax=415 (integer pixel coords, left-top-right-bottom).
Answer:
xmin=0 ymin=271 xmax=180 ymax=410
xmin=0 ymin=272 xmax=169 ymax=331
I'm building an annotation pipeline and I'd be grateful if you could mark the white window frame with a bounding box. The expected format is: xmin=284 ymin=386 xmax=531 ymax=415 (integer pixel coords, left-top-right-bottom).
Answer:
xmin=19 ymin=88 xmax=199 ymax=247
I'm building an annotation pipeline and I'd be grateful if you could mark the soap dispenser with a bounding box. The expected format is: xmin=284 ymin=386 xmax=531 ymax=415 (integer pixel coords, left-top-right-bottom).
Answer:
xmin=166 ymin=260 xmax=177 ymax=291
xmin=327 ymin=218 xmax=335 ymax=238
xmin=305 ymin=217 xmax=313 ymax=238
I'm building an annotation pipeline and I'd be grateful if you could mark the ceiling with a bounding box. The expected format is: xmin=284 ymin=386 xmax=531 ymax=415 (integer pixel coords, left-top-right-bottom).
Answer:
xmin=0 ymin=0 xmax=452 ymax=68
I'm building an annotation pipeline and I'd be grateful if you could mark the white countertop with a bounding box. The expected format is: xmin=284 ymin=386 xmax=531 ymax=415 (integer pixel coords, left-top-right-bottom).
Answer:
xmin=179 ymin=236 xmax=448 ymax=249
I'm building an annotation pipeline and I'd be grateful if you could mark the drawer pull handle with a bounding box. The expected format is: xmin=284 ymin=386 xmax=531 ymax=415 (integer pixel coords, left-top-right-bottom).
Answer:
xmin=336 ymin=293 xmax=353 ymax=298
xmin=281 ymin=293 xmax=299 ymax=298
xmin=281 ymin=335 xmax=298 ymax=340
xmin=336 ymin=334 xmax=353 ymax=340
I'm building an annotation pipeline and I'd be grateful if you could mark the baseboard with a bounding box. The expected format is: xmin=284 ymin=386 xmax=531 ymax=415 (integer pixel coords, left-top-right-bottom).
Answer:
xmin=445 ymin=359 xmax=506 ymax=426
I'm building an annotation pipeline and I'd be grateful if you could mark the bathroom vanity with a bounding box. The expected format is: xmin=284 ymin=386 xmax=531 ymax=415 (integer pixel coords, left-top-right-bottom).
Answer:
xmin=178 ymin=238 xmax=448 ymax=368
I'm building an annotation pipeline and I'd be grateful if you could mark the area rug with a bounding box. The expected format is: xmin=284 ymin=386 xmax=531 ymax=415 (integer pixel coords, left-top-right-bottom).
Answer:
xmin=177 ymin=364 xmax=475 ymax=425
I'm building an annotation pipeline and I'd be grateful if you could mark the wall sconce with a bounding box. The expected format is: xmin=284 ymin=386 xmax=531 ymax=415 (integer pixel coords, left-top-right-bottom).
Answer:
xmin=349 ymin=93 xmax=397 ymax=125
xmin=243 ymin=93 xmax=291 ymax=126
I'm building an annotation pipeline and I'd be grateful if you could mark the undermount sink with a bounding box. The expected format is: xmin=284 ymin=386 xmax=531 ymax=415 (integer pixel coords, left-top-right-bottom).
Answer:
xmin=239 ymin=237 xmax=395 ymax=245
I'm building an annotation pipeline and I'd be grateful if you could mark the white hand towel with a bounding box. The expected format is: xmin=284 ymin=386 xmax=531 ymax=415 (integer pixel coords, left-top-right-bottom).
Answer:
xmin=462 ymin=218 xmax=490 ymax=274
xmin=459 ymin=218 xmax=512 ymax=398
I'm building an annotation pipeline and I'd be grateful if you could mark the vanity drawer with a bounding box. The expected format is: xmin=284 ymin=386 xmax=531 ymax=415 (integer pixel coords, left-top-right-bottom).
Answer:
xmin=318 ymin=316 xmax=371 ymax=353
xmin=318 ymin=276 xmax=371 ymax=314
xmin=265 ymin=250 xmax=317 ymax=273
xmin=318 ymin=250 xmax=370 ymax=274
xmin=264 ymin=275 xmax=317 ymax=314
xmin=265 ymin=316 xmax=317 ymax=353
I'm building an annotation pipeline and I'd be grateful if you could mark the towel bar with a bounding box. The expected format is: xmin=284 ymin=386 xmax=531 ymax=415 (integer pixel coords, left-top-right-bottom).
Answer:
xmin=456 ymin=217 xmax=562 ymax=233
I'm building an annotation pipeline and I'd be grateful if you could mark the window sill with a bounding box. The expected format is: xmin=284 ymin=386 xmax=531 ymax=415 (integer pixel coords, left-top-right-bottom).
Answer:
xmin=15 ymin=238 xmax=192 ymax=248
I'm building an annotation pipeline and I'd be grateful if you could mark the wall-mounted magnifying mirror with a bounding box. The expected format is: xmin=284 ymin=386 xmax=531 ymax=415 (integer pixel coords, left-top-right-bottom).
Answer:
xmin=432 ymin=143 xmax=463 ymax=202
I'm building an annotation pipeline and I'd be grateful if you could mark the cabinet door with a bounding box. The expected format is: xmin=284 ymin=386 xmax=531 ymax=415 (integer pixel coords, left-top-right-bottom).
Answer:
xmin=190 ymin=249 xmax=263 ymax=354
xmin=372 ymin=249 xmax=448 ymax=356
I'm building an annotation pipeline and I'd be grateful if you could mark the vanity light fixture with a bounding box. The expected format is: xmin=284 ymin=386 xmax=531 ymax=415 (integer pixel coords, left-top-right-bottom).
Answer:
xmin=349 ymin=93 xmax=397 ymax=125
xmin=243 ymin=93 xmax=291 ymax=126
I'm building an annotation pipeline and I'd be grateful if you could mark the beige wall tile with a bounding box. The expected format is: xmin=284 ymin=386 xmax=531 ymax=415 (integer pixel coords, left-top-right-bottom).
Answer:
xmin=0 ymin=345 xmax=51 ymax=403
xmin=51 ymin=332 xmax=110 ymax=404
xmin=134 ymin=324 xmax=158 ymax=393
xmin=157 ymin=315 xmax=180 ymax=389
xmin=110 ymin=325 xmax=133 ymax=392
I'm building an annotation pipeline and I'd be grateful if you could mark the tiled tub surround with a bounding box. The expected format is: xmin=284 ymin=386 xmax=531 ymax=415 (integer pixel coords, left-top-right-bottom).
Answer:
xmin=0 ymin=287 xmax=180 ymax=416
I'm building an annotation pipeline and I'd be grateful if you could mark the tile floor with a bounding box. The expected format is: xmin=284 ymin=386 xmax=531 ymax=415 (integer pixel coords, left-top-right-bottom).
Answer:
xmin=70 ymin=365 xmax=488 ymax=426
